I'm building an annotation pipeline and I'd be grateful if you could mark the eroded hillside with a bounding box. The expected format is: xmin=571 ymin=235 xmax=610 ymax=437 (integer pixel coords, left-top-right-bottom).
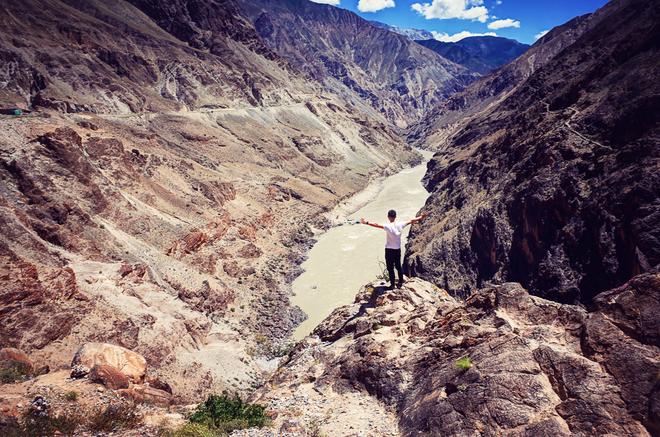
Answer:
xmin=0 ymin=0 xmax=421 ymax=401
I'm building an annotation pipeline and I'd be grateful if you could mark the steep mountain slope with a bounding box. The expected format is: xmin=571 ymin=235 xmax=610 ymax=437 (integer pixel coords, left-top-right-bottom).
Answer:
xmin=238 ymin=0 xmax=477 ymax=127
xmin=406 ymin=0 xmax=660 ymax=302
xmin=408 ymin=11 xmax=598 ymax=148
xmin=0 ymin=0 xmax=420 ymax=401
xmin=416 ymin=36 xmax=530 ymax=74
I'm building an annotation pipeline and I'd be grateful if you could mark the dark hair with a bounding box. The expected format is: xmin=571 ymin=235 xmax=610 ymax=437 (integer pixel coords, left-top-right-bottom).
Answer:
xmin=387 ymin=209 xmax=396 ymax=218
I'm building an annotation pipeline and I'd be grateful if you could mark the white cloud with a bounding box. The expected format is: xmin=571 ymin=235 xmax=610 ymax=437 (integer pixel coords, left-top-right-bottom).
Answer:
xmin=358 ymin=0 xmax=395 ymax=12
xmin=432 ymin=30 xmax=497 ymax=42
xmin=495 ymin=0 xmax=502 ymax=4
xmin=534 ymin=29 xmax=549 ymax=40
xmin=310 ymin=0 xmax=340 ymax=5
xmin=487 ymin=18 xmax=520 ymax=29
xmin=411 ymin=0 xmax=489 ymax=23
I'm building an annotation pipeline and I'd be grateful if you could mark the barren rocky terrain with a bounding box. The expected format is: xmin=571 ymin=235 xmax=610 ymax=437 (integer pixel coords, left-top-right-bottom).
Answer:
xmin=0 ymin=0 xmax=658 ymax=436
xmin=0 ymin=0 xmax=421 ymax=402
xmin=253 ymin=274 xmax=659 ymax=436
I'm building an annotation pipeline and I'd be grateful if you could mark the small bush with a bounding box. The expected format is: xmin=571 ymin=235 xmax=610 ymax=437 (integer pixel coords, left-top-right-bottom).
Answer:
xmin=189 ymin=392 xmax=269 ymax=433
xmin=22 ymin=413 xmax=82 ymax=437
xmin=87 ymin=402 xmax=141 ymax=432
xmin=0 ymin=362 xmax=32 ymax=383
xmin=455 ymin=357 xmax=472 ymax=371
xmin=64 ymin=391 xmax=78 ymax=402
xmin=7 ymin=404 xmax=83 ymax=437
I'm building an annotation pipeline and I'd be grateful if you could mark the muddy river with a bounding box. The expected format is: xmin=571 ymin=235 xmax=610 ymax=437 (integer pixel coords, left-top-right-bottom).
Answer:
xmin=291 ymin=150 xmax=434 ymax=339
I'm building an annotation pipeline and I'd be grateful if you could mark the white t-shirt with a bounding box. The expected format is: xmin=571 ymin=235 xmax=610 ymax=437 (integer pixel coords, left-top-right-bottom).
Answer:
xmin=383 ymin=221 xmax=407 ymax=249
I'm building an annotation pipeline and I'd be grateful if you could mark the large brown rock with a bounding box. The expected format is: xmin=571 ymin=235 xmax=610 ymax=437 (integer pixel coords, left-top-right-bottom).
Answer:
xmin=72 ymin=343 xmax=147 ymax=383
xmin=89 ymin=364 xmax=130 ymax=390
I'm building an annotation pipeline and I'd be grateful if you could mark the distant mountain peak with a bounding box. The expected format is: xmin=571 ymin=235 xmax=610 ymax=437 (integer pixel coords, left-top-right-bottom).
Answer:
xmin=369 ymin=20 xmax=434 ymax=41
xmin=416 ymin=36 xmax=529 ymax=74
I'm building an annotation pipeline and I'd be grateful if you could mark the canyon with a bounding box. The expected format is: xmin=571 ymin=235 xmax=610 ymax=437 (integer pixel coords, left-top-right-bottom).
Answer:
xmin=0 ymin=0 xmax=658 ymax=436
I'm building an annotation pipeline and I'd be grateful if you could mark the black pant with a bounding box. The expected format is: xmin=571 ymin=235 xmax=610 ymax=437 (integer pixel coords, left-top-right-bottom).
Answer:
xmin=385 ymin=248 xmax=402 ymax=288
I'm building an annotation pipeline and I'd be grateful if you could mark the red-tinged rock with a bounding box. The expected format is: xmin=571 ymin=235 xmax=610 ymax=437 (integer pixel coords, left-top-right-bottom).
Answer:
xmin=117 ymin=386 xmax=172 ymax=407
xmin=237 ymin=242 xmax=262 ymax=258
xmin=89 ymin=364 xmax=130 ymax=390
xmin=84 ymin=137 xmax=124 ymax=159
xmin=146 ymin=376 xmax=173 ymax=394
xmin=72 ymin=343 xmax=147 ymax=383
xmin=0 ymin=347 xmax=34 ymax=374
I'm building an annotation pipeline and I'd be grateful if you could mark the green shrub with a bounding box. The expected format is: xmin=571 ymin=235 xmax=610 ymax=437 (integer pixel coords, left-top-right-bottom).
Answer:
xmin=189 ymin=392 xmax=269 ymax=433
xmin=64 ymin=391 xmax=78 ymax=402
xmin=0 ymin=362 xmax=33 ymax=383
xmin=455 ymin=356 xmax=472 ymax=371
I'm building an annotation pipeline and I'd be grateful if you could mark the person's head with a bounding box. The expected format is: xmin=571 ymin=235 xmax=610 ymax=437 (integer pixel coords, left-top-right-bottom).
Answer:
xmin=387 ymin=209 xmax=396 ymax=222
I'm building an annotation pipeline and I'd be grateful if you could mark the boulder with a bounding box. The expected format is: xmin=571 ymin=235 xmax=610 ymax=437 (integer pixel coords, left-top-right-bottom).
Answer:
xmin=89 ymin=364 xmax=130 ymax=390
xmin=71 ymin=343 xmax=146 ymax=382
xmin=0 ymin=348 xmax=34 ymax=375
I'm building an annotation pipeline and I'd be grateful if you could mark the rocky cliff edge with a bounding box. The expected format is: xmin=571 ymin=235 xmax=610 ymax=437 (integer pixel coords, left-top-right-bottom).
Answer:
xmin=250 ymin=275 xmax=659 ymax=436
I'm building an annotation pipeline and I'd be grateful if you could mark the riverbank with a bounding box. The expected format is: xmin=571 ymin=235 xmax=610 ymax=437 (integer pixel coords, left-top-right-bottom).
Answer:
xmin=291 ymin=150 xmax=434 ymax=339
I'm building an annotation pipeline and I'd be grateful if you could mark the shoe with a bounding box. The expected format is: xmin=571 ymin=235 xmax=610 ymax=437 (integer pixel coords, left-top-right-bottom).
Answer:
xmin=397 ymin=280 xmax=403 ymax=289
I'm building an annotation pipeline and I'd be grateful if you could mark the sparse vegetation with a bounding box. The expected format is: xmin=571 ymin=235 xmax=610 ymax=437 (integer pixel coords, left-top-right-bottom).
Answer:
xmin=2 ymin=403 xmax=84 ymax=437
xmin=248 ymin=334 xmax=295 ymax=358
xmin=188 ymin=392 xmax=269 ymax=434
xmin=161 ymin=422 xmax=224 ymax=437
xmin=0 ymin=362 xmax=33 ymax=383
xmin=64 ymin=391 xmax=79 ymax=401
xmin=455 ymin=356 xmax=472 ymax=371
xmin=87 ymin=402 xmax=142 ymax=432
xmin=21 ymin=412 xmax=83 ymax=437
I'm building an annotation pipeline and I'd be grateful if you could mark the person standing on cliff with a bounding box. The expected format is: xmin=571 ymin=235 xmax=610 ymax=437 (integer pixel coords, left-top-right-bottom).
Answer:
xmin=360 ymin=210 xmax=427 ymax=290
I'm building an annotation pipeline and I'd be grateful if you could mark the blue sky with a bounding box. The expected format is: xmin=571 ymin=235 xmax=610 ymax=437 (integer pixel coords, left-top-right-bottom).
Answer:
xmin=310 ymin=0 xmax=608 ymax=44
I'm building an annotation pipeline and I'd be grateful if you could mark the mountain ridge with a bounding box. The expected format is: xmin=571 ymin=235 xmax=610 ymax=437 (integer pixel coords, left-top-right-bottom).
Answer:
xmin=406 ymin=0 xmax=659 ymax=302
xmin=238 ymin=0 xmax=478 ymax=127
xmin=416 ymin=36 xmax=530 ymax=74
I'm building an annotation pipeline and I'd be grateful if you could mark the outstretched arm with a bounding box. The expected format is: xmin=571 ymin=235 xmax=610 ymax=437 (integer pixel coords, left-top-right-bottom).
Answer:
xmin=360 ymin=218 xmax=384 ymax=229
xmin=405 ymin=212 xmax=429 ymax=226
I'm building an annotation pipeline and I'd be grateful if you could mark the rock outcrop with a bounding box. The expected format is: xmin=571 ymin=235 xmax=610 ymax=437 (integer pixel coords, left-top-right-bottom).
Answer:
xmin=72 ymin=343 xmax=147 ymax=383
xmin=406 ymin=0 xmax=660 ymax=302
xmin=254 ymin=275 xmax=659 ymax=436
